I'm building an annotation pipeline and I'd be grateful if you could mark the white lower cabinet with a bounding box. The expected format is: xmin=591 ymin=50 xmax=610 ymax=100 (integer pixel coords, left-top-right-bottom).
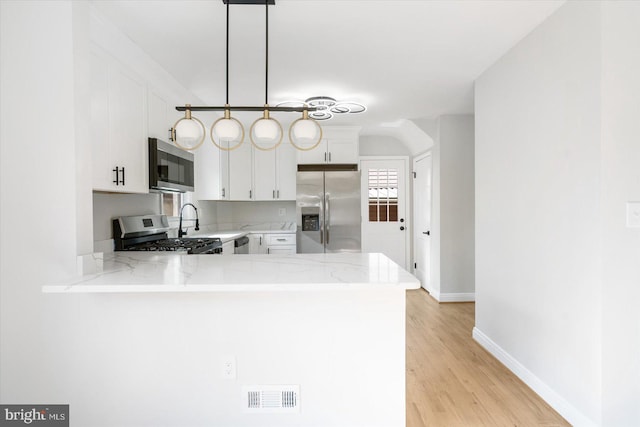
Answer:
xmin=222 ymin=240 xmax=235 ymax=255
xmin=265 ymin=233 xmax=296 ymax=254
xmin=248 ymin=233 xmax=296 ymax=254
xmin=248 ymin=234 xmax=268 ymax=254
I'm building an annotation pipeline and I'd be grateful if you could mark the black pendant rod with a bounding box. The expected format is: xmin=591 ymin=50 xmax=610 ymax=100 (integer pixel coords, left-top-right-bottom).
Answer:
xmin=264 ymin=0 xmax=269 ymax=106
xmin=226 ymin=1 xmax=230 ymax=104
xmin=176 ymin=105 xmax=317 ymax=112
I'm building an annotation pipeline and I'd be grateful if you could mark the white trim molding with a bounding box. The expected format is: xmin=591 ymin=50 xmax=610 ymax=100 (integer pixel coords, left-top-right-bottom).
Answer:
xmin=472 ymin=327 xmax=597 ymax=427
xmin=438 ymin=292 xmax=475 ymax=302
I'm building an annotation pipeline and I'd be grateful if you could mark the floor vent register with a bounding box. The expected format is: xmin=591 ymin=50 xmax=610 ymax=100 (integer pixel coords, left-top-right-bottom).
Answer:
xmin=243 ymin=385 xmax=300 ymax=413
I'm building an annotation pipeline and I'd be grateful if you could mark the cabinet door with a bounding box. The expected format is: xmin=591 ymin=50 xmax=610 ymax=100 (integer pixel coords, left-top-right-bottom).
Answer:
xmin=195 ymin=139 xmax=224 ymax=200
xmin=148 ymin=89 xmax=169 ymax=141
xmin=267 ymin=246 xmax=296 ymax=255
xmin=107 ymin=61 xmax=148 ymax=193
xmin=327 ymin=138 xmax=358 ymax=164
xmin=248 ymin=234 xmax=268 ymax=254
xmin=222 ymin=241 xmax=234 ymax=255
xmin=229 ymin=142 xmax=253 ymax=200
xmin=296 ymin=140 xmax=328 ymax=164
xmin=219 ymin=148 xmax=229 ymax=200
xmin=253 ymin=148 xmax=277 ymax=200
xmin=90 ymin=51 xmax=111 ymax=190
xmin=276 ymin=143 xmax=297 ymax=200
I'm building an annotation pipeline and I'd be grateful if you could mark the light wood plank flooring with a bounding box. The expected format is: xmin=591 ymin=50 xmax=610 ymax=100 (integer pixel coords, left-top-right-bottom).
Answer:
xmin=406 ymin=289 xmax=570 ymax=426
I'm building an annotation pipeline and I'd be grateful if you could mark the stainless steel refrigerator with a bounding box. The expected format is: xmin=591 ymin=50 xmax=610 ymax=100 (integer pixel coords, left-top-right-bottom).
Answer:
xmin=296 ymin=166 xmax=361 ymax=253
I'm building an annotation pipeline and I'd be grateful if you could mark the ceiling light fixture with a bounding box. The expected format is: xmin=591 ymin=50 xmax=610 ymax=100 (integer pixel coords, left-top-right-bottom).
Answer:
xmin=277 ymin=96 xmax=367 ymax=121
xmin=171 ymin=0 xmax=322 ymax=152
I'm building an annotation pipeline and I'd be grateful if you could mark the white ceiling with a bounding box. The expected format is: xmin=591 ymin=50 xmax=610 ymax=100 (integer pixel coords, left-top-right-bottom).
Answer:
xmin=91 ymin=0 xmax=564 ymax=130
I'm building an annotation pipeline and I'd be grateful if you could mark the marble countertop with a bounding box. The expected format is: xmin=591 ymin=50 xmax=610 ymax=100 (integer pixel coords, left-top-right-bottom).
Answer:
xmin=42 ymin=252 xmax=420 ymax=293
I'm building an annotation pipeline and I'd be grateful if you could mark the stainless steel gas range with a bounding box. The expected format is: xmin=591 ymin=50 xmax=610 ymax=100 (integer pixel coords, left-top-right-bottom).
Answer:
xmin=113 ymin=214 xmax=222 ymax=254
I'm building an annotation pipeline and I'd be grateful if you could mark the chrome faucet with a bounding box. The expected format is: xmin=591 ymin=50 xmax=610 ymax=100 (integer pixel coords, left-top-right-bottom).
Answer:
xmin=178 ymin=203 xmax=199 ymax=239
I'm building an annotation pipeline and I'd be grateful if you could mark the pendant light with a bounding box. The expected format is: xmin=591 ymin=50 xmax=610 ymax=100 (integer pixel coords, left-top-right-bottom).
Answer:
xmin=289 ymin=108 xmax=323 ymax=151
xmin=172 ymin=0 xmax=326 ymax=153
xmin=172 ymin=104 xmax=206 ymax=150
xmin=250 ymin=0 xmax=283 ymax=151
xmin=211 ymin=1 xmax=244 ymax=151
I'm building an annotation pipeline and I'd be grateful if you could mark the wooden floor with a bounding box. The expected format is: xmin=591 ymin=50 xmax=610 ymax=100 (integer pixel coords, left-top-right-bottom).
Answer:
xmin=406 ymin=289 xmax=570 ymax=427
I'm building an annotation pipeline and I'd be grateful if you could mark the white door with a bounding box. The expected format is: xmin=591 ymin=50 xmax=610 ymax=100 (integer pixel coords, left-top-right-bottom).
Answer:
xmin=360 ymin=158 xmax=408 ymax=269
xmin=413 ymin=153 xmax=432 ymax=290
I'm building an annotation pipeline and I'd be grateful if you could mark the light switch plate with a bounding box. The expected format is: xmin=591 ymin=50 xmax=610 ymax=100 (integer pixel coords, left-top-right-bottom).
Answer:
xmin=626 ymin=202 xmax=640 ymax=228
xmin=278 ymin=208 xmax=286 ymax=217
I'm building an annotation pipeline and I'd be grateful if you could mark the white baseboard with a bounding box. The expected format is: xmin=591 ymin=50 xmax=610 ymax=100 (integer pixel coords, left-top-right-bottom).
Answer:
xmin=422 ymin=285 xmax=440 ymax=301
xmin=438 ymin=292 xmax=475 ymax=302
xmin=472 ymin=327 xmax=597 ymax=427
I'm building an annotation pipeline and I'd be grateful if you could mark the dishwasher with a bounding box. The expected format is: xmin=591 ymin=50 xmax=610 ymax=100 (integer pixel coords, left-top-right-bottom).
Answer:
xmin=234 ymin=236 xmax=250 ymax=254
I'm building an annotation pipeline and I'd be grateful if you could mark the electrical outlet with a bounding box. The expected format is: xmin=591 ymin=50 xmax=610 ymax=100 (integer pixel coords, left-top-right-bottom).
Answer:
xmin=627 ymin=202 xmax=640 ymax=228
xmin=278 ymin=208 xmax=286 ymax=217
xmin=221 ymin=356 xmax=236 ymax=379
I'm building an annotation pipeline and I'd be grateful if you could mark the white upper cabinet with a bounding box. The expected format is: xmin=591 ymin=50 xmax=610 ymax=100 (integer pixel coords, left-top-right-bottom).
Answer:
xmin=195 ymin=135 xmax=229 ymax=201
xmin=276 ymin=142 xmax=297 ymax=200
xmin=253 ymin=149 xmax=277 ymax=201
xmin=197 ymin=141 xmax=296 ymax=201
xmin=253 ymin=143 xmax=297 ymax=201
xmin=148 ymin=89 xmax=170 ymax=141
xmin=296 ymin=126 xmax=360 ymax=165
xmin=229 ymin=143 xmax=253 ymax=201
xmin=91 ymin=47 xmax=148 ymax=193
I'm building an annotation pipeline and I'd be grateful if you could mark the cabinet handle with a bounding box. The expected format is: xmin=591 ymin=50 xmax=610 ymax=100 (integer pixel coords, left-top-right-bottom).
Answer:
xmin=259 ymin=236 xmax=262 ymax=245
xmin=324 ymin=152 xmax=327 ymax=162
xmin=249 ymin=190 xmax=252 ymax=199
xmin=273 ymin=190 xmax=275 ymax=199
xmin=222 ymin=188 xmax=226 ymax=198
xmin=329 ymin=152 xmax=332 ymax=162
xmin=277 ymin=190 xmax=280 ymax=199
xmin=112 ymin=167 xmax=125 ymax=186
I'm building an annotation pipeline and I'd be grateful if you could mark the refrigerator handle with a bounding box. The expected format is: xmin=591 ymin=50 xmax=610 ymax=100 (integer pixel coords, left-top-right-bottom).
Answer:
xmin=325 ymin=194 xmax=330 ymax=245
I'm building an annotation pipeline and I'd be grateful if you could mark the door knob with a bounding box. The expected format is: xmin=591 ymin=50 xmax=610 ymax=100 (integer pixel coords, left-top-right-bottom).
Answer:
xmin=400 ymin=218 xmax=405 ymax=223
xmin=400 ymin=226 xmax=405 ymax=231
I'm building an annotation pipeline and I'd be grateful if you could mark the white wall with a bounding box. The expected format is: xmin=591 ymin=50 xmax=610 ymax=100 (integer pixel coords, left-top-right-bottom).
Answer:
xmin=438 ymin=115 xmax=475 ymax=298
xmin=41 ymin=289 xmax=406 ymax=427
xmin=0 ymin=0 xmax=82 ymax=402
xmin=475 ymin=1 xmax=604 ymax=425
xmin=419 ymin=115 xmax=475 ymax=301
xmin=359 ymin=134 xmax=411 ymax=156
xmin=600 ymin=2 xmax=640 ymax=425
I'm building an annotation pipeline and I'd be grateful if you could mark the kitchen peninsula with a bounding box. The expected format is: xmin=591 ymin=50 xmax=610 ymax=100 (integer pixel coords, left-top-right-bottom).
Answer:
xmin=42 ymin=252 xmax=419 ymax=427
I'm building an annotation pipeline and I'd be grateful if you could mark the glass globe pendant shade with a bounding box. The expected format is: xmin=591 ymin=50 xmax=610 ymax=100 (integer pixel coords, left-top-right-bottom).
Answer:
xmin=172 ymin=105 xmax=206 ymax=150
xmin=250 ymin=108 xmax=283 ymax=151
xmin=289 ymin=109 xmax=322 ymax=151
xmin=211 ymin=107 xmax=245 ymax=151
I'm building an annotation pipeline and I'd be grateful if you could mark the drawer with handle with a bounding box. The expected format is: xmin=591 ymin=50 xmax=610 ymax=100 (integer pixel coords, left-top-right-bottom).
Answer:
xmin=265 ymin=234 xmax=295 ymax=246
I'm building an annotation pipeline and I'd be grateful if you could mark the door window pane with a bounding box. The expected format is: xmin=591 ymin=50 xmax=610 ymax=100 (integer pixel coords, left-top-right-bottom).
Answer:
xmin=368 ymin=168 xmax=398 ymax=222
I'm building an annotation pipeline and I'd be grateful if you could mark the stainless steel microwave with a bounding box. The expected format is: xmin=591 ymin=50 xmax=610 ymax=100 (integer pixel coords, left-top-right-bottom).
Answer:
xmin=148 ymin=138 xmax=194 ymax=193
